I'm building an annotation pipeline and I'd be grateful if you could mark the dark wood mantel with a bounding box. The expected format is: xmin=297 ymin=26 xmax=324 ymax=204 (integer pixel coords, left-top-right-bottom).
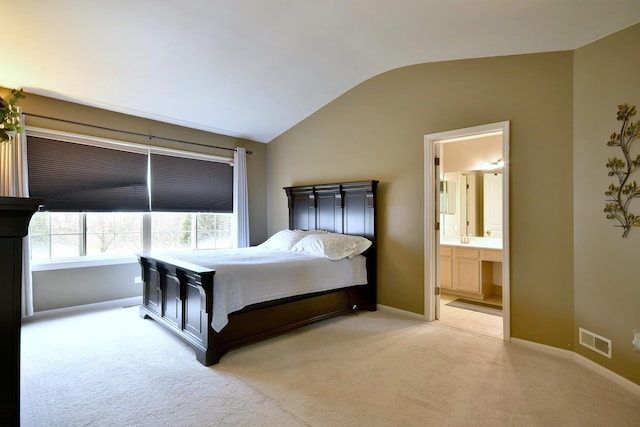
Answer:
xmin=0 ymin=197 xmax=42 ymax=427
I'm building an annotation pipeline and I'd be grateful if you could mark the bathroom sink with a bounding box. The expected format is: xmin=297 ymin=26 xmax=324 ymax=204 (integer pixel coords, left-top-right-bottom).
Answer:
xmin=440 ymin=236 xmax=502 ymax=249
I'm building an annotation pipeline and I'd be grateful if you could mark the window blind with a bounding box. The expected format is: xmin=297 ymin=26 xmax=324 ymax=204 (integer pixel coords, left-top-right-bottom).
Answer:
xmin=27 ymin=136 xmax=149 ymax=211
xmin=149 ymin=153 xmax=233 ymax=212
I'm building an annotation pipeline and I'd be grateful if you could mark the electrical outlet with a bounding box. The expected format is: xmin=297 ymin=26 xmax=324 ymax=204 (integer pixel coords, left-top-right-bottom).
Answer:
xmin=633 ymin=329 xmax=640 ymax=353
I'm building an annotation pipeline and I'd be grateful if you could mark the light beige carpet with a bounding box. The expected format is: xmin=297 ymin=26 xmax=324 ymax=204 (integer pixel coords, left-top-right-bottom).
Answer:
xmin=21 ymin=304 xmax=640 ymax=426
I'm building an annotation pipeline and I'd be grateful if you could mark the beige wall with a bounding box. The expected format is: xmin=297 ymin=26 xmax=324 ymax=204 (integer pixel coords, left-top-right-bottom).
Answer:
xmin=574 ymin=23 xmax=640 ymax=383
xmin=268 ymin=52 xmax=575 ymax=350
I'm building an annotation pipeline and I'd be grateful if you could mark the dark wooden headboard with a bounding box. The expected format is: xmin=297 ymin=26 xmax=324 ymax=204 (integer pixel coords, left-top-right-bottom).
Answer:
xmin=283 ymin=180 xmax=378 ymax=241
xmin=284 ymin=180 xmax=379 ymax=303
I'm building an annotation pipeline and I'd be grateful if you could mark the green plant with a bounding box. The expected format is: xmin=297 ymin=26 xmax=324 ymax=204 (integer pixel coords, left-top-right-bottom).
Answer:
xmin=604 ymin=103 xmax=640 ymax=237
xmin=0 ymin=88 xmax=25 ymax=143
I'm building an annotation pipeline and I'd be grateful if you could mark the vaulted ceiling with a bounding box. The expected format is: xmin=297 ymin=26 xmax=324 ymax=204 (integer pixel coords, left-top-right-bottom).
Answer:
xmin=3 ymin=1 xmax=639 ymax=143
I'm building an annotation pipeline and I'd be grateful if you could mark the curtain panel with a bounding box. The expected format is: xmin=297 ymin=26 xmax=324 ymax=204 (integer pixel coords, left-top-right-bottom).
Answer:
xmin=233 ymin=147 xmax=249 ymax=247
xmin=0 ymin=112 xmax=35 ymax=317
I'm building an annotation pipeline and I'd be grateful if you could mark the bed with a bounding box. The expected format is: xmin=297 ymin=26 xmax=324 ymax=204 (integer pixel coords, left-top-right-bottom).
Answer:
xmin=137 ymin=180 xmax=378 ymax=365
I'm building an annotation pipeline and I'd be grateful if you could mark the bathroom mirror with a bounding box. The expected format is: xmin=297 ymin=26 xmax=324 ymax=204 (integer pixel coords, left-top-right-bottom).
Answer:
xmin=440 ymin=170 xmax=502 ymax=238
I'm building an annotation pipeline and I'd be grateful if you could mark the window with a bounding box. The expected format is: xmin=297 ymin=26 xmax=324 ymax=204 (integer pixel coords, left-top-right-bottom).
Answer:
xmin=195 ymin=213 xmax=232 ymax=249
xmin=150 ymin=212 xmax=232 ymax=251
xmin=30 ymin=212 xmax=232 ymax=260
xmin=26 ymin=129 xmax=236 ymax=262
xmin=30 ymin=212 xmax=83 ymax=259
xmin=86 ymin=212 xmax=143 ymax=256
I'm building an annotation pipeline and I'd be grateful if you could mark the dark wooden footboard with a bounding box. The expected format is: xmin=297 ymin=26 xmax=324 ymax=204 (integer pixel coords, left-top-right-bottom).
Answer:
xmin=138 ymin=253 xmax=374 ymax=365
xmin=138 ymin=255 xmax=215 ymax=364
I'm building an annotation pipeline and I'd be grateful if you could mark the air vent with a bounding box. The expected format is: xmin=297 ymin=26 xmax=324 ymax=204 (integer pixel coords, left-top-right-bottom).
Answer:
xmin=579 ymin=327 xmax=612 ymax=358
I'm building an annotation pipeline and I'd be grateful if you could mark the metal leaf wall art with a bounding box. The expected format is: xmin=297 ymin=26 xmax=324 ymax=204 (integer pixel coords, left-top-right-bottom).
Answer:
xmin=604 ymin=104 xmax=640 ymax=237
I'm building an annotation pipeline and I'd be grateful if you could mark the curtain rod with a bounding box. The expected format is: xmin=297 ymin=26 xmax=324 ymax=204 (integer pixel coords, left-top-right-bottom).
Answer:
xmin=22 ymin=112 xmax=252 ymax=155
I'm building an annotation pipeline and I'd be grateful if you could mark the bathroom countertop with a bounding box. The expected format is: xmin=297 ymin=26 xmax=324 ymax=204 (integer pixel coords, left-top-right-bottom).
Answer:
xmin=440 ymin=237 xmax=503 ymax=250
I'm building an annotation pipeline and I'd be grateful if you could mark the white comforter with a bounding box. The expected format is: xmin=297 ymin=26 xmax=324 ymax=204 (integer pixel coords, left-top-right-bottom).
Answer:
xmin=155 ymin=247 xmax=368 ymax=332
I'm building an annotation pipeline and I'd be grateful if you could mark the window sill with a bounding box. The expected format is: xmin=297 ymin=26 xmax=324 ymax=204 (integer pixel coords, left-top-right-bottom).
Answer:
xmin=31 ymin=255 xmax=139 ymax=271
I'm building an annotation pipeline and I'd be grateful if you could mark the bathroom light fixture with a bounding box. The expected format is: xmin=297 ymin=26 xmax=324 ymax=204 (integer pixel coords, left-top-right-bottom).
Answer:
xmin=439 ymin=130 xmax=503 ymax=144
xmin=473 ymin=159 xmax=503 ymax=171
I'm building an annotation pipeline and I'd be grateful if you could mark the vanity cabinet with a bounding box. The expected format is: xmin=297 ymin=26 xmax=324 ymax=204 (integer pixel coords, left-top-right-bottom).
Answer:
xmin=440 ymin=245 xmax=502 ymax=300
xmin=454 ymin=247 xmax=481 ymax=294
xmin=480 ymin=249 xmax=502 ymax=262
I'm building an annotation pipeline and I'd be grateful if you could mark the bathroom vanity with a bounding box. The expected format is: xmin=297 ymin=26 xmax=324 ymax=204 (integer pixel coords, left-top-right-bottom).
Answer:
xmin=440 ymin=238 xmax=502 ymax=300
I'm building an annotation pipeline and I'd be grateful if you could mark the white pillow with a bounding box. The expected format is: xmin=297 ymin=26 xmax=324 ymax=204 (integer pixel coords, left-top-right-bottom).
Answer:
xmin=291 ymin=233 xmax=372 ymax=260
xmin=258 ymin=229 xmax=328 ymax=251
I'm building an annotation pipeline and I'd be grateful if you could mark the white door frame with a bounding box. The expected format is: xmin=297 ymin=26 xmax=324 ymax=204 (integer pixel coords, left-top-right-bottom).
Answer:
xmin=424 ymin=121 xmax=510 ymax=341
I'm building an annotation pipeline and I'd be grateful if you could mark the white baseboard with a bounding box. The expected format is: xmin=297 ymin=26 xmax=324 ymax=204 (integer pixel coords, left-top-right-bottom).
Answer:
xmin=510 ymin=337 xmax=574 ymax=360
xmin=511 ymin=337 xmax=640 ymax=397
xmin=377 ymin=304 xmax=427 ymax=320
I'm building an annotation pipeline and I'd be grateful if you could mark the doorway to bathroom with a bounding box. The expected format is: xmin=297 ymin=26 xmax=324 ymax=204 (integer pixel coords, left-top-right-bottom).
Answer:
xmin=424 ymin=122 xmax=510 ymax=340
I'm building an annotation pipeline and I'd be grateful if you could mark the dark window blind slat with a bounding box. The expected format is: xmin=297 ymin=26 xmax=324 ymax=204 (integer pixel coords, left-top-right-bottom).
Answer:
xmin=149 ymin=153 xmax=233 ymax=213
xmin=27 ymin=137 xmax=149 ymax=211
